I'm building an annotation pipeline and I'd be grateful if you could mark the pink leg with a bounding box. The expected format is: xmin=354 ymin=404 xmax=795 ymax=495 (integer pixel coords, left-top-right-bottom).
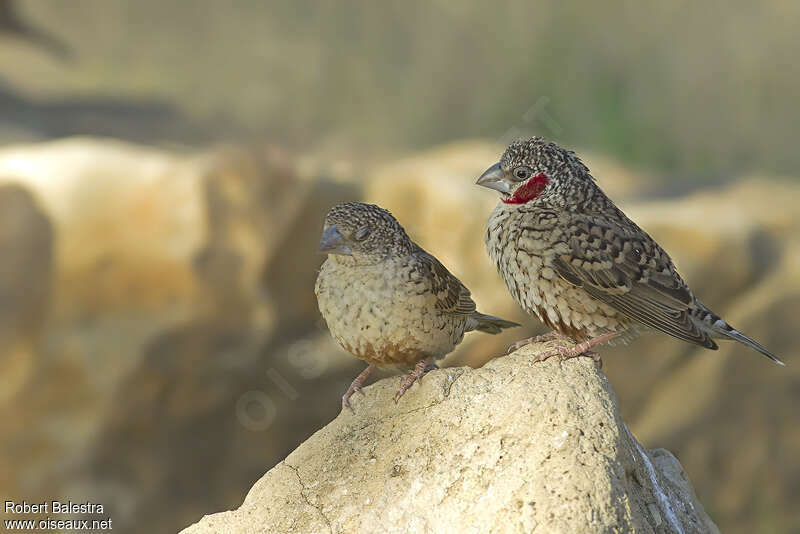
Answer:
xmin=529 ymin=332 xmax=617 ymax=368
xmin=394 ymin=358 xmax=438 ymax=403
xmin=342 ymin=364 xmax=375 ymax=412
xmin=507 ymin=330 xmax=570 ymax=354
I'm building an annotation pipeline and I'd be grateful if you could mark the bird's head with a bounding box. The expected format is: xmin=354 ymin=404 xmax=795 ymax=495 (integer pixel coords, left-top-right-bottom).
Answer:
xmin=476 ymin=137 xmax=593 ymax=206
xmin=318 ymin=202 xmax=411 ymax=264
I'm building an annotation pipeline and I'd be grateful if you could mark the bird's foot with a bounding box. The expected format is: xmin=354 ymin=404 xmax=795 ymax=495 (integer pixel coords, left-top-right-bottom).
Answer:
xmin=531 ymin=348 xmax=603 ymax=369
xmin=394 ymin=359 xmax=438 ymax=403
xmin=507 ymin=330 xmax=570 ymax=354
xmin=342 ymin=364 xmax=375 ymax=412
xmin=528 ymin=332 xmax=617 ymax=368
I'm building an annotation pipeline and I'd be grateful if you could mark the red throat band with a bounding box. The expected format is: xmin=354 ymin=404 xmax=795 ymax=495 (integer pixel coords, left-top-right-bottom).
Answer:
xmin=502 ymin=173 xmax=550 ymax=204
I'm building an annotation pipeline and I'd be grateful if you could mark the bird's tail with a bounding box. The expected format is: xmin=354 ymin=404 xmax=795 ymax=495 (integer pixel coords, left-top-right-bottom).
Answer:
xmin=695 ymin=302 xmax=785 ymax=366
xmin=468 ymin=312 xmax=520 ymax=334
xmin=718 ymin=327 xmax=785 ymax=366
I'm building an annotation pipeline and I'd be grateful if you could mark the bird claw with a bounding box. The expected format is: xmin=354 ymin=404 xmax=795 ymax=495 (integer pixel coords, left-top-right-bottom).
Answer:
xmin=393 ymin=378 xmax=416 ymax=403
xmin=507 ymin=331 xmax=569 ymax=354
xmin=530 ymin=346 xmax=602 ymax=368
xmin=341 ymin=384 xmax=366 ymax=412
xmin=528 ymin=333 xmax=615 ymax=368
xmin=342 ymin=386 xmax=363 ymax=412
xmin=394 ymin=360 xmax=437 ymax=403
xmin=341 ymin=364 xmax=375 ymax=413
xmin=342 ymin=395 xmax=355 ymax=413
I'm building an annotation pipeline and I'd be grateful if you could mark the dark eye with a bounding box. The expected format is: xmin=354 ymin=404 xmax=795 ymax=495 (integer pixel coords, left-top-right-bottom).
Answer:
xmin=513 ymin=166 xmax=532 ymax=182
xmin=354 ymin=227 xmax=371 ymax=241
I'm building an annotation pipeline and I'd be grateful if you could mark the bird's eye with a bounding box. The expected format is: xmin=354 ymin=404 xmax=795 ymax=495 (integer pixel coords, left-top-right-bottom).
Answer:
xmin=354 ymin=227 xmax=371 ymax=241
xmin=513 ymin=166 xmax=532 ymax=182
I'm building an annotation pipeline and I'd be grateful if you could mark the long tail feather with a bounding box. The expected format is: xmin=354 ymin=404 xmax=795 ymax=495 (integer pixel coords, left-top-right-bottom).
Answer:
xmin=693 ymin=301 xmax=784 ymax=365
xmin=722 ymin=328 xmax=785 ymax=366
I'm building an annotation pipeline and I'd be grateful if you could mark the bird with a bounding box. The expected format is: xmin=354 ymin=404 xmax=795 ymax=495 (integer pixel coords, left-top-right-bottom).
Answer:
xmin=315 ymin=201 xmax=519 ymax=411
xmin=476 ymin=136 xmax=784 ymax=366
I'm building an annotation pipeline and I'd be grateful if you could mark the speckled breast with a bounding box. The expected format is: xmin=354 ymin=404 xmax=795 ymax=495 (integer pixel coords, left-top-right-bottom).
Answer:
xmin=315 ymin=258 xmax=466 ymax=366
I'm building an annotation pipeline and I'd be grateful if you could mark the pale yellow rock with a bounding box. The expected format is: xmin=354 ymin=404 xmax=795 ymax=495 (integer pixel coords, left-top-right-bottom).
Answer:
xmin=0 ymin=137 xmax=207 ymax=316
xmin=180 ymin=344 xmax=719 ymax=534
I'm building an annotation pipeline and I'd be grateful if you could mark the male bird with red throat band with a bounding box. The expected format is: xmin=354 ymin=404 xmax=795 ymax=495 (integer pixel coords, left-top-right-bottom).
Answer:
xmin=477 ymin=137 xmax=784 ymax=367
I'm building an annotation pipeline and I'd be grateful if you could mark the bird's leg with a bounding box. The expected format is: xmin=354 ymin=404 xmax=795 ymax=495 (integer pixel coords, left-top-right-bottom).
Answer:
xmin=507 ymin=330 xmax=570 ymax=354
xmin=394 ymin=358 xmax=438 ymax=403
xmin=529 ymin=332 xmax=617 ymax=368
xmin=342 ymin=364 xmax=375 ymax=412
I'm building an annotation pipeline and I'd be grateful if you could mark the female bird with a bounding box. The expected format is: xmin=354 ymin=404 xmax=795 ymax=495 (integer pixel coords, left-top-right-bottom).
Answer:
xmin=315 ymin=202 xmax=518 ymax=410
xmin=477 ymin=137 xmax=783 ymax=366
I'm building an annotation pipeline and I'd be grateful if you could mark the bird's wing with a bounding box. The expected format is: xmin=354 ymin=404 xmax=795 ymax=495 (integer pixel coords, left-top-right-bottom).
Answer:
xmin=413 ymin=249 xmax=477 ymax=316
xmin=551 ymin=214 xmax=716 ymax=348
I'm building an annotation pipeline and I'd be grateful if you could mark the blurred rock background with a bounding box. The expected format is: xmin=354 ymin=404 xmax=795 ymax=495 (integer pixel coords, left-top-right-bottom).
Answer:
xmin=0 ymin=1 xmax=797 ymax=533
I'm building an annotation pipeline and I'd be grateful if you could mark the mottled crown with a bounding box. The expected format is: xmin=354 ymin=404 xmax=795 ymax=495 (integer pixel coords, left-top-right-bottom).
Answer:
xmin=501 ymin=137 xmax=592 ymax=182
xmin=324 ymin=202 xmax=401 ymax=233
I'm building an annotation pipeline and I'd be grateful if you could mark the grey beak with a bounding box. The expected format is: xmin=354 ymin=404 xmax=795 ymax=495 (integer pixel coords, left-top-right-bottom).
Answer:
xmin=317 ymin=225 xmax=352 ymax=255
xmin=476 ymin=162 xmax=511 ymax=193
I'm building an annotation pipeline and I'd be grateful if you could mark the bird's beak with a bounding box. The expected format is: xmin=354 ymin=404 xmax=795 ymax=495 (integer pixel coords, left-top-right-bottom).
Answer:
xmin=476 ymin=162 xmax=511 ymax=193
xmin=317 ymin=225 xmax=352 ymax=255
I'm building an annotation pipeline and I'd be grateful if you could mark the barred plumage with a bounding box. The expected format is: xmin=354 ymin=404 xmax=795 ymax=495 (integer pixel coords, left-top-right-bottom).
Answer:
xmin=478 ymin=137 xmax=783 ymax=366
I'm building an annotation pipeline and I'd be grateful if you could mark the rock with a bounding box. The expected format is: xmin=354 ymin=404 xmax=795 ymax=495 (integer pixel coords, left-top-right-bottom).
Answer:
xmin=180 ymin=344 xmax=719 ymax=534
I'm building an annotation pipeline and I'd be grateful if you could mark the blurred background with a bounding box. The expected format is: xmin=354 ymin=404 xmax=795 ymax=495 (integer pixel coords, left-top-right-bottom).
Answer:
xmin=0 ymin=1 xmax=798 ymax=533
